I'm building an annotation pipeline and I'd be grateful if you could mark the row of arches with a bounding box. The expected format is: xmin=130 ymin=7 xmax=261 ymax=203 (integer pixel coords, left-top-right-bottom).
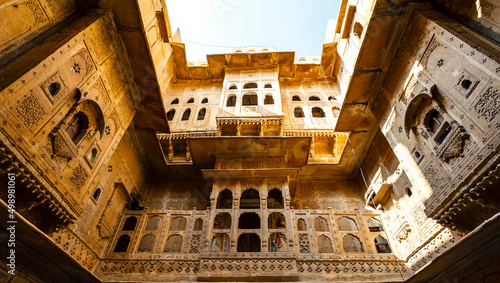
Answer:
xmin=166 ymin=108 xmax=206 ymax=122
xmin=170 ymin=97 xmax=208 ymax=105
xmin=121 ymin=215 xmax=383 ymax=234
xmin=216 ymin=188 xmax=284 ymax=209
xmin=291 ymin=95 xmax=337 ymax=102
xmin=213 ymin=212 xmax=286 ymax=230
xmin=114 ymin=232 xmax=390 ymax=254
xmin=228 ymin=82 xmax=273 ymax=90
xmin=293 ymin=106 xmax=340 ymax=118
xmin=120 ymin=216 xmax=203 ymax=232
xmin=226 ymin=93 xmax=275 ymax=107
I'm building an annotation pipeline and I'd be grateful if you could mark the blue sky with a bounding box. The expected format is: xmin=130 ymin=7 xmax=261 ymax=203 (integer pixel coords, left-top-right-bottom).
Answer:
xmin=165 ymin=0 xmax=340 ymax=62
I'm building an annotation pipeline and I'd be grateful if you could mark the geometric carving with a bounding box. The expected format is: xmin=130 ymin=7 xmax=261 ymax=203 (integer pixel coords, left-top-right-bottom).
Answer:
xmin=50 ymin=130 xmax=76 ymax=159
xmin=420 ymin=37 xmax=442 ymax=68
xmin=67 ymin=163 xmax=88 ymax=191
xmin=422 ymin=161 xmax=443 ymax=189
xmin=473 ymin=87 xmax=499 ymax=122
xmin=435 ymin=125 xmax=469 ymax=162
xmin=299 ymin=234 xmax=310 ymax=253
xmin=411 ymin=203 xmax=427 ymax=227
xmin=23 ymin=0 xmax=47 ymax=24
xmin=16 ymin=92 xmax=45 ymax=128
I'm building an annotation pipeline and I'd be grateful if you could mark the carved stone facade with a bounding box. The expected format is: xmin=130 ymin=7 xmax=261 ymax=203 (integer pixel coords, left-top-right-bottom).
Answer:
xmin=0 ymin=0 xmax=499 ymax=282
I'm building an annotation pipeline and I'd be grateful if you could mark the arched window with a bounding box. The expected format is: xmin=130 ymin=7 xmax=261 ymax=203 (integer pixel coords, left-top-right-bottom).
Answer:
xmin=166 ymin=109 xmax=175 ymax=121
xmin=269 ymin=233 xmax=287 ymax=252
xmin=113 ymin=235 xmax=130 ymax=252
xmin=406 ymin=187 xmax=413 ymax=197
xmin=145 ymin=215 xmax=162 ymax=231
xmin=164 ymin=234 xmax=183 ymax=253
xmin=264 ymin=83 xmax=272 ymax=88
xmin=243 ymin=82 xmax=258 ymax=89
xmin=197 ymin=108 xmax=206 ymax=120
xmin=201 ymin=98 xmax=208 ymax=104
xmin=374 ymin=236 xmax=391 ymax=253
xmin=122 ymin=217 xmax=137 ymax=231
xmin=240 ymin=188 xmax=260 ymax=209
xmin=292 ymin=95 xmax=301 ymax=101
xmin=427 ymin=109 xmax=452 ymax=144
xmin=137 ymin=234 xmax=156 ymax=252
xmin=338 ymin=217 xmax=358 ymax=231
xmin=318 ymin=235 xmax=334 ymax=253
xmin=237 ymin=233 xmax=260 ymax=252
xmin=367 ymin=218 xmax=383 ymax=232
xmin=87 ymin=148 xmax=98 ymax=163
xmin=328 ymin=96 xmax=336 ymax=101
xmin=332 ymin=107 xmax=340 ymax=117
xmin=92 ymin=188 xmax=101 ymax=201
xmin=214 ymin=213 xmax=231 ymax=229
xmin=229 ymin=84 xmax=237 ymax=90
xmin=48 ymin=82 xmax=61 ymax=96
xmin=343 ymin=234 xmax=364 ymax=252
xmin=309 ymin=96 xmax=321 ymax=101
xmin=297 ymin=219 xmax=307 ymax=231
xmin=216 ymin=189 xmax=233 ymax=209
xmin=314 ymin=217 xmax=329 ymax=231
xmin=238 ymin=212 xmax=260 ymax=229
xmin=210 ymin=233 xmax=230 ymax=252
xmin=171 ymin=98 xmax=179 ymax=104
xmin=268 ymin=212 xmax=286 ymax=229
xmin=193 ymin=218 xmax=203 ymax=231
xmin=226 ymin=95 xmax=236 ymax=107
xmin=181 ymin=109 xmax=191 ymax=121
xmin=187 ymin=98 xmax=194 ymax=103
xmin=267 ymin=189 xmax=283 ymax=209
xmin=311 ymin=107 xmax=325 ymax=118
xmin=65 ymin=113 xmax=88 ymax=143
xmin=169 ymin=217 xmax=187 ymax=231
xmin=242 ymin=94 xmax=258 ymax=106
xmin=264 ymin=94 xmax=274 ymax=105
xmin=294 ymin=107 xmax=305 ymax=118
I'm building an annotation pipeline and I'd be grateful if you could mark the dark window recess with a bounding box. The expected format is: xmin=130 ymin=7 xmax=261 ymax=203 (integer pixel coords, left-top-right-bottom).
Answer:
xmin=237 ymin=233 xmax=261 ymax=252
xmin=242 ymin=94 xmax=258 ymax=106
xmin=294 ymin=107 xmax=305 ymax=118
xmin=243 ymin=82 xmax=258 ymax=89
xmin=92 ymin=188 xmax=101 ymax=201
xmin=171 ymin=98 xmax=179 ymax=104
xmin=375 ymin=236 xmax=391 ymax=253
xmin=429 ymin=110 xmax=443 ymax=134
xmin=229 ymin=85 xmax=237 ymax=90
xmin=201 ymin=98 xmax=208 ymax=103
xmin=267 ymin=189 xmax=283 ymax=209
xmin=167 ymin=110 xmax=175 ymax=121
xmin=238 ymin=212 xmax=260 ymax=229
xmin=292 ymin=95 xmax=301 ymax=101
xmin=197 ymin=108 xmax=206 ymax=120
xmin=264 ymin=95 xmax=274 ymax=105
xmin=48 ymin=82 xmax=61 ymax=96
xmin=113 ymin=235 xmax=130 ymax=252
xmin=406 ymin=187 xmax=413 ymax=197
xmin=226 ymin=95 xmax=236 ymax=107
xmin=312 ymin=107 xmax=325 ymax=118
xmin=216 ymin=189 xmax=233 ymax=209
xmin=309 ymin=96 xmax=321 ymax=101
xmin=187 ymin=98 xmax=194 ymax=103
xmin=264 ymin=83 xmax=272 ymax=88
xmin=181 ymin=109 xmax=191 ymax=121
xmin=122 ymin=217 xmax=137 ymax=231
xmin=240 ymin=189 xmax=260 ymax=209
xmin=461 ymin=79 xmax=472 ymax=90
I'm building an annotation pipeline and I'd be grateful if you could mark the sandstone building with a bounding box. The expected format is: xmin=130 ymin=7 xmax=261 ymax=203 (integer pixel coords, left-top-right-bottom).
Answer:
xmin=0 ymin=0 xmax=499 ymax=282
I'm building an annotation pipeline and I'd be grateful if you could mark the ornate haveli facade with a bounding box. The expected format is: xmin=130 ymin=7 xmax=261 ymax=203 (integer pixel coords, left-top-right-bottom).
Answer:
xmin=0 ymin=0 xmax=499 ymax=282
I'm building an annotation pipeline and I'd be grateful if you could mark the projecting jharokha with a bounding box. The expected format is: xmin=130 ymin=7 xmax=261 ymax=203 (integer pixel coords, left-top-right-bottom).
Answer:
xmin=0 ymin=0 xmax=499 ymax=282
